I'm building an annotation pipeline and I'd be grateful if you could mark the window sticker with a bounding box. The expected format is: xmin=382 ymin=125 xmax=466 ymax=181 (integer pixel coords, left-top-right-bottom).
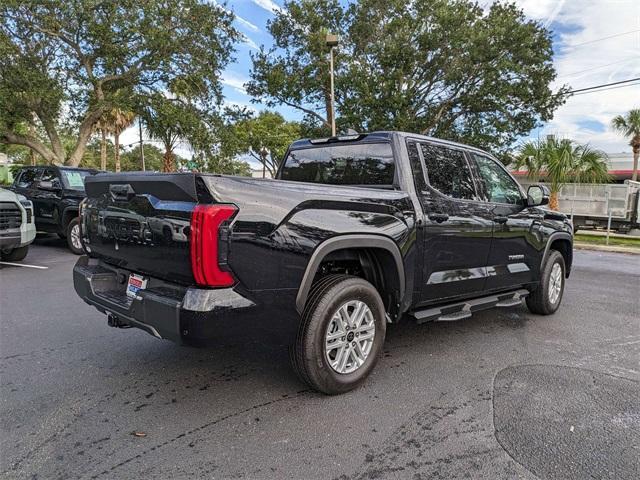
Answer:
xmin=65 ymin=171 xmax=85 ymax=188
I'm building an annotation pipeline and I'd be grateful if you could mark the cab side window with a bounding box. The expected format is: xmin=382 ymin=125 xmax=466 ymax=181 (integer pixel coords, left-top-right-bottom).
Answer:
xmin=420 ymin=143 xmax=478 ymax=200
xmin=40 ymin=169 xmax=61 ymax=189
xmin=15 ymin=169 xmax=40 ymax=188
xmin=407 ymin=141 xmax=427 ymax=192
xmin=471 ymin=154 xmax=523 ymax=205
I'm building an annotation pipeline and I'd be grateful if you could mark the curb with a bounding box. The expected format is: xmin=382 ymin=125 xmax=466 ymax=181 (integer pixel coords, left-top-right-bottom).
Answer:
xmin=574 ymin=242 xmax=640 ymax=255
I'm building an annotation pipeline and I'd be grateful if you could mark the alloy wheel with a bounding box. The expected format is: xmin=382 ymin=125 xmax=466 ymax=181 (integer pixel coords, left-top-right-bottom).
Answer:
xmin=548 ymin=262 xmax=563 ymax=305
xmin=324 ymin=300 xmax=376 ymax=374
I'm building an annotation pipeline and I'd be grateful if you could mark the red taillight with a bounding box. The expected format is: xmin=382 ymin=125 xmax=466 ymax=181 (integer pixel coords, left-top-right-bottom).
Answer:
xmin=190 ymin=204 xmax=237 ymax=287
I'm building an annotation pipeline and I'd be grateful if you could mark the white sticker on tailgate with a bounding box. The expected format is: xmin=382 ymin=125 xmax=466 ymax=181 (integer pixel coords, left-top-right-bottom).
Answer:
xmin=126 ymin=273 xmax=148 ymax=298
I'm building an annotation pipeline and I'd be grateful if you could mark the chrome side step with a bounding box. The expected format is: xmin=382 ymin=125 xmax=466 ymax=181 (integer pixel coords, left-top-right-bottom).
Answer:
xmin=412 ymin=289 xmax=529 ymax=324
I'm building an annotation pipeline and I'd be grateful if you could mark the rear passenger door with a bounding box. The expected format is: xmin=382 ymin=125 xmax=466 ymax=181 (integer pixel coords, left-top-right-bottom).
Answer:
xmin=469 ymin=153 xmax=537 ymax=290
xmin=407 ymin=140 xmax=494 ymax=304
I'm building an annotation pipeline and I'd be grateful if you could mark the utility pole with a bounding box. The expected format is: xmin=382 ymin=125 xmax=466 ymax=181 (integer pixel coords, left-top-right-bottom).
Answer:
xmin=326 ymin=33 xmax=339 ymax=137
xmin=139 ymin=119 xmax=145 ymax=171
xmin=260 ymin=146 xmax=268 ymax=178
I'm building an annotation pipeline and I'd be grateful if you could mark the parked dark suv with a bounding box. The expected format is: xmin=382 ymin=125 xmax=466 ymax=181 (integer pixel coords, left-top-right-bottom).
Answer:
xmin=11 ymin=166 xmax=98 ymax=254
xmin=73 ymin=132 xmax=573 ymax=394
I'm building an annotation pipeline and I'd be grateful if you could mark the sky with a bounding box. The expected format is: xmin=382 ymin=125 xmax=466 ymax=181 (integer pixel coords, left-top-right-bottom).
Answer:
xmin=122 ymin=0 xmax=640 ymax=160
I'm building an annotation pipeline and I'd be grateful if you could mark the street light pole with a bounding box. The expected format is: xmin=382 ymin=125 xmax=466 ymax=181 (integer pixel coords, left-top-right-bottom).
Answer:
xmin=326 ymin=34 xmax=339 ymax=137
xmin=329 ymin=46 xmax=336 ymax=137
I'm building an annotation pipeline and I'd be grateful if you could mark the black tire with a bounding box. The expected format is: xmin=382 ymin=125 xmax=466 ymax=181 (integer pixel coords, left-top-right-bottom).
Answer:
xmin=291 ymin=275 xmax=386 ymax=395
xmin=1 ymin=245 xmax=29 ymax=261
xmin=66 ymin=217 xmax=83 ymax=255
xmin=526 ymin=250 xmax=565 ymax=315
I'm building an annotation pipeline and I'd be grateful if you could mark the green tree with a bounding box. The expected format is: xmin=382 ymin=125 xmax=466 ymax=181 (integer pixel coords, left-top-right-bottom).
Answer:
xmin=516 ymin=137 xmax=609 ymax=211
xmin=121 ymin=144 xmax=169 ymax=172
xmin=0 ymin=0 xmax=239 ymax=166
xmin=231 ymin=111 xmax=302 ymax=176
xmin=611 ymin=109 xmax=640 ymax=182
xmin=103 ymin=109 xmax=136 ymax=173
xmin=248 ymin=0 xmax=567 ymax=155
xmin=79 ymin=137 xmax=113 ymax=170
xmin=516 ymin=141 xmax=546 ymax=183
xmin=80 ymin=139 xmax=166 ymax=172
xmin=139 ymin=96 xmax=210 ymax=173
xmin=196 ymin=154 xmax=253 ymax=176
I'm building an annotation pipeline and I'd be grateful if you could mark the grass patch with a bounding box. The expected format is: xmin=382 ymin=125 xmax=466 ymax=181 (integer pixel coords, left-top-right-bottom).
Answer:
xmin=575 ymin=234 xmax=640 ymax=248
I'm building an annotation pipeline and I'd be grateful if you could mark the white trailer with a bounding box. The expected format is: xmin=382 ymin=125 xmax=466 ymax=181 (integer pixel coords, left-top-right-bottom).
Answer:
xmin=517 ymin=180 xmax=640 ymax=232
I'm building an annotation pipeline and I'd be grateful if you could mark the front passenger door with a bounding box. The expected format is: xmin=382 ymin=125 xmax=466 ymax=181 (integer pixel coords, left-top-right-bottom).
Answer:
xmin=469 ymin=153 xmax=538 ymax=291
xmin=31 ymin=168 xmax=62 ymax=227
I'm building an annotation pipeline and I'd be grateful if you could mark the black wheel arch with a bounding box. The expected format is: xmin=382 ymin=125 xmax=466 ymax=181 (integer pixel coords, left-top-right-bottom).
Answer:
xmin=542 ymin=232 xmax=573 ymax=278
xmin=295 ymin=234 xmax=406 ymax=319
xmin=61 ymin=206 xmax=79 ymax=229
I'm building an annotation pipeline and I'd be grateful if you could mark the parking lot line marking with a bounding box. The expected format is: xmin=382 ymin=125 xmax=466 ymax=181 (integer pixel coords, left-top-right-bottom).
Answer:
xmin=0 ymin=261 xmax=49 ymax=270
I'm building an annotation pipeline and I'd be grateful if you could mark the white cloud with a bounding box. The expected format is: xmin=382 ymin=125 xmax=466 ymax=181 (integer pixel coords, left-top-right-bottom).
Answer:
xmin=251 ymin=0 xmax=284 ymax=15
xmin=242 ymin=35 xmax=259 ymax=50
xmin=224 ymin=100 xmax=258 ymax=113
xmin=510 ymin=0 xmax=565 ymax=23
xmin=235 ymin=15 xmax=260 ymax=33
xmin=501 ymin=0 xmax=640 ymax=153
xmin=221 ymin=71 xmax=249 ymax=94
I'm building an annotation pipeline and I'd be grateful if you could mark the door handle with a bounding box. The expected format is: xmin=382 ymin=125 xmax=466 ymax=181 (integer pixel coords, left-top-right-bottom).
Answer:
xmin=493 ymin=216 xmax=509 ymax=224
xmin=428 ymin=213 xmax=449 ymax=223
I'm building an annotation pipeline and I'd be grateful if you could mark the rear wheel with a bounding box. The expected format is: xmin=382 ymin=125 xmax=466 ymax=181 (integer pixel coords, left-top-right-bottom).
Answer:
xmin=291 ymin=275 xmax=386 ymax=395
xmin=526 ymin=250 xmax=565 ymax=315
xmin=1 ymin=245 xmax=29 ymax=261
xmin=66 ymin=217 xmax=83 ymax=255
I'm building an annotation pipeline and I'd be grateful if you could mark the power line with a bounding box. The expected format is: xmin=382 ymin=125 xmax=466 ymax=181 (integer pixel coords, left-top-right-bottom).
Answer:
xmin=571 ymin=81 xmax=640 ymax=96
xmin=564 ymin=28 xmax=640 ymax=49
xmin=568 ymin=77 xmax=640 ymax=94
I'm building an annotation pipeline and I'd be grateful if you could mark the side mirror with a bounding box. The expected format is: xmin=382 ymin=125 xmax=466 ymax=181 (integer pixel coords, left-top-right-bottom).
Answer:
xmin=527 ymin=184 xmax=550 ymax=207
xmin=38 ymin=180 xmax=61 ymax=191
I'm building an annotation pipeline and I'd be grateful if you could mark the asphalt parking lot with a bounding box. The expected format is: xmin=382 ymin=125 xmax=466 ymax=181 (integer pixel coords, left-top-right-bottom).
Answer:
xmin=1 ymin=238 xmax=638 ymax=480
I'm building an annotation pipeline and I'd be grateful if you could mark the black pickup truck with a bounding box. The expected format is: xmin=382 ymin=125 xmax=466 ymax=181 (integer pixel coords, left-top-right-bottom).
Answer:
xmin=11 ymin=166 xmax=98 ymax=254
xmin=73 ymin=132 xmax=573 ymax=394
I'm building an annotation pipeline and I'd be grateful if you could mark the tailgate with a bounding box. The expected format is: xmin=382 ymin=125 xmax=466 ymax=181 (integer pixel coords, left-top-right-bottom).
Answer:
xmin=82 ymin=172 xmax=200 ymax=285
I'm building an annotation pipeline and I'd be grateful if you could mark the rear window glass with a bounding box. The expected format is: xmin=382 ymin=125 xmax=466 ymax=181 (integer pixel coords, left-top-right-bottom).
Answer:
xmin=280 ymin=143 xmax=395 ymax=185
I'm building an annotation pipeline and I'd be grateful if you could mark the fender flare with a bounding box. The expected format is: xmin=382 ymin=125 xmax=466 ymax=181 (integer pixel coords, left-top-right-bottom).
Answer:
xmin=61 ymin=205 xmax=79 ymax=227
xmin=542 ymin=231 xmax=572 ymax=272
xmin=295 ymin=234 xmax=405 ymax=314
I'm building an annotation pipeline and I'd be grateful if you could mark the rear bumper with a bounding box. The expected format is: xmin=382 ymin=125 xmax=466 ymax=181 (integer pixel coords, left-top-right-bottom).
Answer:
xmin=73 ymin=256 xmax=299 ymax=346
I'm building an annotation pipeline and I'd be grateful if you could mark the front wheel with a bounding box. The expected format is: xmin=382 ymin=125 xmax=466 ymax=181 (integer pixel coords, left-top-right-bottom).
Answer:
xmin=1 ymin=245 xmax=29 ymax=261
xmin=66 ymin=218 xmax=83 ymax=255
xmin=526 ymin=250 xmax=565 ymax=315
xmin=291 ymin=275 xmax=386 ymax=395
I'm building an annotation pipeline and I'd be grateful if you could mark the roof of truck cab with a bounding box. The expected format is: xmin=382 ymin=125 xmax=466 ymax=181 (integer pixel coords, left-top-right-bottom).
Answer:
xmin=289 ymin=131 xmax=493 ymax=157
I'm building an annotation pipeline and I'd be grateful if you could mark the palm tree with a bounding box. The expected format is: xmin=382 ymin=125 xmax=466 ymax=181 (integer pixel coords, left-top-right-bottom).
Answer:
xmin=141 ymin=111 xmax=181 ymax=173
xmin=517 ymin=136 xmax=609 ymax=211
xmin=94 ymin=117 xmax=113 ymax=171
xmin=611 ymin=109 xmax=640 ymax=182
xmin=110 ymin=109 xmax=136 ymax=173
xmin=514 ymin=140 xmax=546 ymax=182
